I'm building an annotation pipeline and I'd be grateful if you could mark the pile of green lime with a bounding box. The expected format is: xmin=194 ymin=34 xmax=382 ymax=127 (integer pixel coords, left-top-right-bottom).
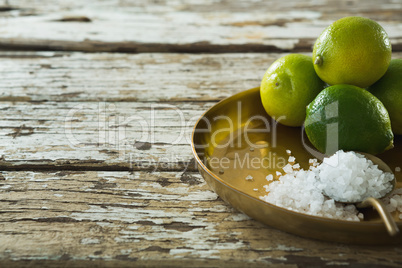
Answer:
xmin=260 ymin=16 xmax=401 ymax=155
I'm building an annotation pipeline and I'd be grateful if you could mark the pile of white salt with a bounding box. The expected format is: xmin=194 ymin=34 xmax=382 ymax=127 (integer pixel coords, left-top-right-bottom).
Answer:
xmin=260 ymin=150 xmax=400 ymax=221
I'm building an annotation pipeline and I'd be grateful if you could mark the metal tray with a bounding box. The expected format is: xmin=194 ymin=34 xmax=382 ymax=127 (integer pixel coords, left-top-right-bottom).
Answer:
xmin=191 ymin=87 xmax=402 ymax=245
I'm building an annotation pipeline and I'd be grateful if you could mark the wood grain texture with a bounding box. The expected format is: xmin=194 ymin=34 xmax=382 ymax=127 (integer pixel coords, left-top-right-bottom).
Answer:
xmin=0 ymin=100 xmax=209 ymax=171
xmin=1 ymin=171 xmax=402 ymax=267
xmin=0 ymin=52 xmax=275 ymax=171
xmin=0 ymin=0 xmax=401 ymax=53
xmin=1 ymin=1 xmax=402 ymax=266
xmin=0 ymin=51 xmax=267 ymax=170
xmin=0 ymin=51 xmax=271 ymax=102
xmin=0 ymin=51 xmax=400 ymax=102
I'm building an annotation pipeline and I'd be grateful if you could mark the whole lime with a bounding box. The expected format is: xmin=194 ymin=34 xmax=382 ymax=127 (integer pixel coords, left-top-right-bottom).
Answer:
xmin=305 ymin=84 xmax=394 ymax=155
xmin=312 ymin=16 xmax=392 ymax=88
xmin=368 ymin=59 xmax=402 ymax=135
xmin=260 ymin=54 xmax=325 ymax=127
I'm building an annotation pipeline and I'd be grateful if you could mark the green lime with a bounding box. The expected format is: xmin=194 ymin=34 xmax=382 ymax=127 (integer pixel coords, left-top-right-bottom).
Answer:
xmin=368 ymin=59 xmax=402 ymax=135
xmin=260 ymin=54 xmax=325 ymax=127
xmin=313 ymin=16 xmax=392 ymax=88
xmin=305 ymin=84 xmax=394 ymax=155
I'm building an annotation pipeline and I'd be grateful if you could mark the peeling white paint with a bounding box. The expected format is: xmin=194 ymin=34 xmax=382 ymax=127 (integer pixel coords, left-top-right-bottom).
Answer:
xmin=114 ymin=237 xmax=141 ymax=243
xmin=71 ymin=205 xmax=185 ymax=224
xmin=117 ymin=220 xmax=248 ymax=259
xmin=96 ymin=171 xmax=128 ymax=179
xmin=226 ymin=213 xmax=251 ymax=221
xmin=1 ymin=4 xmax=399 ymax=50
xmin=31 ymin=176 xmax=60 ymax=182
xmin=181 ymin=190 xmax=219 ymax=201
xmin=169 ymin=248 xmax=193 ymax=256
xmin=96 ymin=222 xmax=117 ymax=228
xmin=1 ymin=169 xmax=401 ymax=264
xmin=139 ymin=181 xmax=163 ymax=189
xmin=80 ymin=238 xmax=100 ymax=245
xmin=120 ymin=249 xmax=132 ymax=255
xmin=275 ymin=244 xmax=303 ymax=251
xmin=261 ymin=244 xmax=304 ymax=252
xmin=0 ymin=9 xmax=321 ymax=45
xmin=69 ymin=199 xmax=249 ymax=259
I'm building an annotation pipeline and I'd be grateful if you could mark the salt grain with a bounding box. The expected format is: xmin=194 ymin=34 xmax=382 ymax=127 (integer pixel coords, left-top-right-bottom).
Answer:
xmin=383 ymin=188 xmax=402 ymax=214
xmin=309 ymin=158 xmax=319 ymax=166
xmin=283 ymin=164 xmax=294 ymax=174
xmin=318 ymin=151 xmax=394 ymax=203
xmin=245 ymin=175 xmax=253 ymax=181
xmin=260 ymin=150 xmax=397 ymax=221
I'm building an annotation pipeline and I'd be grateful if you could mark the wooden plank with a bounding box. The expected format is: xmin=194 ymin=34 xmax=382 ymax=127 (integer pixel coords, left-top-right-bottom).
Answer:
xmin=1 ymin=170 xmax=401 ymax=266
xmin=0 ymin=0 xmax=401 ymax=52
xmin=0 ymin=52 xmax=272 ymax=102
xmin=1 ymin=51 xmax=402 ymax=103
xmin=0 ymin=101 xmax=211 ymax=171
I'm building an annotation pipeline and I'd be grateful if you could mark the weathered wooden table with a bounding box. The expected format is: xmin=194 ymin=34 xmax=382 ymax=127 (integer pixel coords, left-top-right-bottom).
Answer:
xmin=1 ymin=1 xmax=402 ymax=267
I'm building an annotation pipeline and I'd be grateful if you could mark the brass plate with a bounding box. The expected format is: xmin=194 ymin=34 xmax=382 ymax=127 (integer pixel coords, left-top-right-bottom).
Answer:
xmin=191 ymin=87 xmax=402 ymax=245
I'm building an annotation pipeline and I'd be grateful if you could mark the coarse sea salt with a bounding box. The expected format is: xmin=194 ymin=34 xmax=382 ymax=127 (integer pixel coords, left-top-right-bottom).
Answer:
xmin=260 ymin=150 xmax=397 ymax=221
xmin=383 ymin=188 xmax=402 ymax=214
xmin=266 ymin=174 xmax=274 ymax=182
xmin=317 ymin=151 xmax=394 ymax=203
xmin=245 ymin=175 xmax=253 ymax=181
